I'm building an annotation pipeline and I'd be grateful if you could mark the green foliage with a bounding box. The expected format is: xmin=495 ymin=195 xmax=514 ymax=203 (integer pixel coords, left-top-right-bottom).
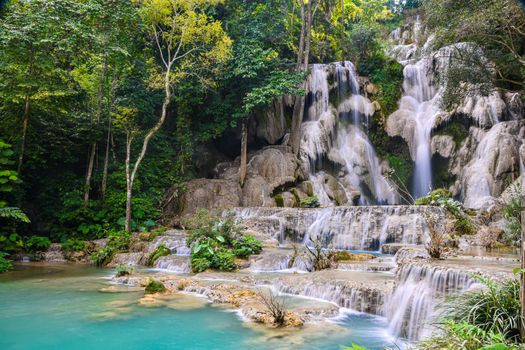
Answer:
xmin=444 ymin=276 xmax=522 ymax=343
xmin=232 ymin=235 xmax=262 ymax=258
xmin=144 ymin=278 xmax=166 ymax=294
xmin=435 ymin=122 xmax=470 ymax=147
xmin=274 ymin=194 xmax=284 ymax=208
xmin=0 ymin=233 xmax=24 ymax=254
xmin=147 ymin=243 xmax=170 ymax=266
xmin=369 ymin=59 xmax=403 ymax=116
xmin=0 ymin=207 xmax=30 ymax=223
xmin=384 ymin=154 xmax=411 ymax=187
xmin=61 ymin=238 xmax=85 ymax=252
xmin=416 ymin=189 xmax=477 ymax=236
xmin=91 ymin=230 xmax=130 ymax=267
xmin=341 ymin=345 xmax=368 ymax=350
xmin=24 ymin=236 xmax=51 ymax=253
xmin=502 ymin=185 xmax=522 ymax=246
xmin=186 ymin=209 xmax=262 ymax=273
xmin=300 ymin=196 xmax=320 ymax=208
xmin=0 ymin=252 xmax=13 ymax=273
xmin=115 ymin=264 xmax=131 ymax=277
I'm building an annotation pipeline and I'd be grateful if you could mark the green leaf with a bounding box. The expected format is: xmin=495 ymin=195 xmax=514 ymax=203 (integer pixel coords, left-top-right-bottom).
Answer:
xmin=216 ymin=235 xmax=225 ymax=243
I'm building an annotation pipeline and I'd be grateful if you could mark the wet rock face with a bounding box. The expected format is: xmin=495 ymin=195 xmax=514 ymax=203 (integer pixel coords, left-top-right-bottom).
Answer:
xmin=162 ymin=146 xmax=300 ymax=218
xmin=233 ymin=206 xmax=442 ymax=251
xmin=452 ymin=121 xmax=524 ymax=209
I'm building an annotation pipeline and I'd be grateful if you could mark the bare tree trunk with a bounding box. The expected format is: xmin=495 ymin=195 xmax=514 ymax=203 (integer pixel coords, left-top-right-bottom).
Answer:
xmin=125 ymin=66 xmax=172 ymax=232
xmin=101 ymin=71 xmax=118 ymax=201
xmin=240 ymin=118 xmax=248 ymax=187
xmin=84 ymin=60 xmax=107 ymax=205
xmin=290 ymin=1 xmax=314 ymax=156
xmin=125 ymin=132 xmax=133 ymax=233
xmin=17 ymin=95 xmax=30 ymax=174
xmin=520 ymin=144 xmax=525 ymax=341
xmin=340 ymin=0 xmax=345 ymax=63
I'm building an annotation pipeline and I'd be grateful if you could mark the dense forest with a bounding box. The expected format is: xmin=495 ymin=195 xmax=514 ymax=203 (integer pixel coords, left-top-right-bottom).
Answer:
xmin=1 ymin=0 xmax=525 ymax=349
xmin=0 ymin=0 xmax=523 ymax=249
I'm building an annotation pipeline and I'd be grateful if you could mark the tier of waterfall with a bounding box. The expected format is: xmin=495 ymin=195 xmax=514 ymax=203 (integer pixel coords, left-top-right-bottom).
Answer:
xmin=301 ymin=62 xmax=398 ymax=205
xmin=386 ymin=264 xmax=474 ymax=340
xmin=232 ymin=206 xmax=438 ymax=251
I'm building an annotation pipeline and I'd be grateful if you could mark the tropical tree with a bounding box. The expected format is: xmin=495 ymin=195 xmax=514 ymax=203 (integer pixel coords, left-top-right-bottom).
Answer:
xmin=125 ymin=0 xmax=231 ymax=232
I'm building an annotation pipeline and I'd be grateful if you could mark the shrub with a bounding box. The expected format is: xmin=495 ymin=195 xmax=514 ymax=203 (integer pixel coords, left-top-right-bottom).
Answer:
xmin=212 ymin=248 xmax=237 ymax=271
xmin=274 ymin=194 xmax=284 ymax=207
xmin=444 ymin=276 xmax=521 ymax=343
xmin=91 ymin=246 xmax=116 ymax=267
xmin=502 ymin=186 xmax=521 ymax=246
xmin=61 ymin=238 xmax=85 ymax=252
xmin=115 ymin=264 xmax=131 ymax=277
xmin=186 ymin=209 xmax=262 ymax=273
xmin=24 ymin=236 xmax=51 ymax=253
xmin=233 ymin=235 xmax=262 ymax=258
xmin=300 ymin=196 xmax=320 ymax=208
xmin=0 ymin=233 xmax=24 ymax=254
xmin=0 ymin=252 xmax=13 ymax=273
xmin=305 ymin=238 xmax=337 ymax=271
xmin=107 ymin=230 xmax=131 ymax=251
xmin=147 ymin=243 xmax=171 ymax=266
xmin=191 ymin=257 xmax=212 ymax=273
xmin=258 ymin=291 xmax=287 ymax=327
xmin=145 ymin=278 xmax=166 ymax=294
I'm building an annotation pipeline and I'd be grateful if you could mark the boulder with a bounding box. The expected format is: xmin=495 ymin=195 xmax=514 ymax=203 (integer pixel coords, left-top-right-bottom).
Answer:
xmin=431 ymin=135 xmax=455 ymax=158
xmin=394 ymin=247 xmax=430 ymax=264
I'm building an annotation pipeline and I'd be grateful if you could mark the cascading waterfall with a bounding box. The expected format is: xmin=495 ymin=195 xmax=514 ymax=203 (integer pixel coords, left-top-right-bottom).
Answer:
xmin=386 ymin=264 xmax=474 ymax=340
xmin=300 ymin=62 xmax=398 ymax=205
xmin=399 ymin=62 xmax=440 ymax=198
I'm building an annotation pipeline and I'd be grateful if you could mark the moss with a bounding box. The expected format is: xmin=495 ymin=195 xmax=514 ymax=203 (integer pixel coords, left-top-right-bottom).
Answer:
xmin=370 ymin=59 xmax=404 ymax=117
xmin=434 ymin=122 xmax=469 ymax=146
xmin=115 ymin=264 xmax=131 ymax=277
xmin=274 ymin=194 xmax=284 ymax=207
xmin=145 ymin=279 xmax=166 ymax=294
xmin=290 ymin=188 xmax=301 ymax=207
xmin=300 ymin=196 xmax=320 ymax=208
xmin=335 ymin=251 xmax=376 ymax=262
xmin=147 ymin=243 xmax=171 ymax=266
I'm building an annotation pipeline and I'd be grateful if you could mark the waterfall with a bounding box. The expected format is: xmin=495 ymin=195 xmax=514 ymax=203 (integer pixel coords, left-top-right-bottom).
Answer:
xmin=386 ymin=264 xmax=474 ymax=340
xmin=300 ymin=62 xmax=399 ymax=205
xmin=231 ymin=206 xmax=435 ymax=251
xmin=399 ymin=62 xmax=440 ymax=198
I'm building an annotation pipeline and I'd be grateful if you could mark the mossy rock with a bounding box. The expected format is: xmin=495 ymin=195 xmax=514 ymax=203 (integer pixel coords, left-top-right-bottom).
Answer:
xmin=335 ymin=251 xmax=376 ymax=262
xmin=145 ymin=279 xmax=167 ymax=294
xmin=274 ymin=194 xmax=284 ymax=207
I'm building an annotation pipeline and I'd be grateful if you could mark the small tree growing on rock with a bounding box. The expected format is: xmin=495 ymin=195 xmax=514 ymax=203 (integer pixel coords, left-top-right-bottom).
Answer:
xmin=425 ymin=211 xmax=449 ymax=259
xmin=305 ymin=237 xmax=337 ymax=271
xmin=258 ymin=290 xmax=286 ymax=327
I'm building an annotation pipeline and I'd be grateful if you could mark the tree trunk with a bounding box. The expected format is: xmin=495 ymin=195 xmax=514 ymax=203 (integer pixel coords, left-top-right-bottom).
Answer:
xmin=340 ymin=0 xmax=345 ymax=63
xmin=125 ymin=66 xmax=172 ymax=232
xmin=290 ymin=1 xmax=314 ymax=155
xmin=17 ymin=95 xmax=30 ymax=174
xmin=240 ymin=118 xmax=248 ymax=187
xmin=520 ymin=145 xmax=525 ymax=342
xmin=101 ymin=125 xmax=111 ymax=201
xmin=83 ymin=60 xmax=107 ymax=205
xmin=83 ymin=143 xmax=96 ymax=206
xmin=125 ymin=133 xmax=133 ymax=233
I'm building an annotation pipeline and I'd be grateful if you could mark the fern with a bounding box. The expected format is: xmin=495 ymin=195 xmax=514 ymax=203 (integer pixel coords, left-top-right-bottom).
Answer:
xmin=0 ymin=207 xmax=30 ymax=223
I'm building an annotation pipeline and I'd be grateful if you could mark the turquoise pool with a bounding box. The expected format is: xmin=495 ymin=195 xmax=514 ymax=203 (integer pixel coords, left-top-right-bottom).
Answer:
xmin=0 ymin=264 xmax=402 ymax=349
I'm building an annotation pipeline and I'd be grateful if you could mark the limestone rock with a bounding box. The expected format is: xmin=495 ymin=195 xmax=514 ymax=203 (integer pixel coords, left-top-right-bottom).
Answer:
xmin=254 ymin=98 xmax=287 ymax=145
xmin=394 ymin=247 xmax=430 ymax=264
xmin=431 ymin=135 xmax=455 ymax=158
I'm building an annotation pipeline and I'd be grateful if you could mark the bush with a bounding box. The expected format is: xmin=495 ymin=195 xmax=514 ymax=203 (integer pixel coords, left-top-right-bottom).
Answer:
xmin=212 ymin=248 xmax=237 ymax=271
xmin=0 ymin=233 xmax=24 ymax=254
xmin=300 ymin=196 xmax=320 ymax=208
xmin=107 ymin=230 xmax=131 ymax=251
xmin=186 ymin=209 xmax=262 ymax=273
xmin=502 ymin=187 xmax=521 ymax=246
xmin=24 ymin=236 xmax=51 ymax=253
xmin=61 ymin=238 xmax=85 ymax=252
xmin=147 ymin=243 xmax=171 ymax=266
xmin=444 ymin=276 xmax=521 ymax=343
xmin=0 ymin=252 xmax=13 ymax=273
xmin=274 ymin=194 xmax=284 ymax=207
xmin=91 ymin=246 xmax=116 ymax=267
xmin=233 ymin=235 xmax=262 ymax=258
xmin=144 ymin=278 xmax=166 ymax=294
xmin=115 ymin=264 xmax=131 ymax=277
xmin=191 ymin=257 xmax=211 ymax=273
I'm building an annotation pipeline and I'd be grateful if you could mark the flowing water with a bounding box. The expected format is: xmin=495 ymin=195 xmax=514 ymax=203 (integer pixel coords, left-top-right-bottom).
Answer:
xmin=301 ymin=62 xmax=398 ymax=205
xmin=0 ymin=263 xmax=402 ymax=350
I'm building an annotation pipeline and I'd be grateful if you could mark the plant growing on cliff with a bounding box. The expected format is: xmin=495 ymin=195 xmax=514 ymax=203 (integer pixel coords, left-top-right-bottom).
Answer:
xmin=502 ymin=184 xmax=522 ymax=246
xmin=300 ymin=196 xmax=320 ymax=208
xmin=186 ymin=209 xmax=262 ymax=273
xmin=304 ymin=237 xmax=337 ymax=271
xmin=421 ymin=275 xmax=522 ymax=349
xmin=258 ymin=290 xmax=287 ymax=327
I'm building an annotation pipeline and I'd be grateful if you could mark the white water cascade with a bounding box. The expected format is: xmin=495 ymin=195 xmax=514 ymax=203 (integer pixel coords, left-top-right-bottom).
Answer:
xmin=386 ymin=264 xmax=474 ymax=340
xmin=300 ymin=62 xmax=398 ymax=205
